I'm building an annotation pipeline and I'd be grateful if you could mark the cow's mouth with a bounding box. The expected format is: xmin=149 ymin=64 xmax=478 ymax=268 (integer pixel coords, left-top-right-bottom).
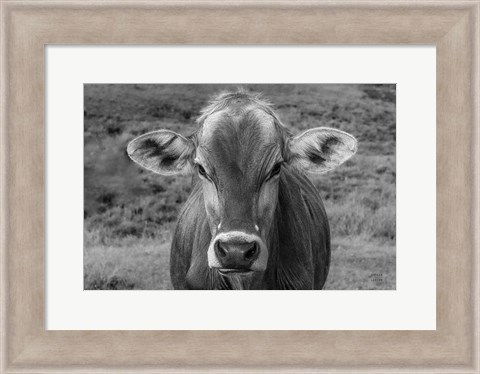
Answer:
xmin=217 ymin=268 xmax=253 ymax=275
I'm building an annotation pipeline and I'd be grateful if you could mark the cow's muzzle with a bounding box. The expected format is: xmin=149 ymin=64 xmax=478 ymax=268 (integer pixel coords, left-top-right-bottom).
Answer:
xmin=208 ymin=231 xmax=268 ymax=272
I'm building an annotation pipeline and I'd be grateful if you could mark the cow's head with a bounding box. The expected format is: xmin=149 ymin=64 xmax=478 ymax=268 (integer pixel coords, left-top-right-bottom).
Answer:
xmin=127 ymin=92 xmax=357 ymax=277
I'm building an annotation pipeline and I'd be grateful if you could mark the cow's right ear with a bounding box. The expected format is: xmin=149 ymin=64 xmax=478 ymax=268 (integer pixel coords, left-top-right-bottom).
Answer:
xmin=127 ymin=130 xmax=195 ymax=175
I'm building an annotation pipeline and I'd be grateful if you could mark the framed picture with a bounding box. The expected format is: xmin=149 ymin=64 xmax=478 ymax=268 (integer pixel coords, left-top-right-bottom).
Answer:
xmin=1 ymin=1 xmax=478 ymax=372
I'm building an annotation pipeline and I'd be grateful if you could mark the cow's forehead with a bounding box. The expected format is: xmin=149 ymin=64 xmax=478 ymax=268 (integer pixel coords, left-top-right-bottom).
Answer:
xmin=198 ymin=105 xmax=277 ymax=145
xmin=195 ymin=104 xmax=282 ymax=176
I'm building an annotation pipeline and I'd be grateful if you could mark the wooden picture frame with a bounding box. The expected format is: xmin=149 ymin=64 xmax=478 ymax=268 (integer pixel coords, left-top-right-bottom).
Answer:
xmin=1 ymin=1 xmax=478 ymax=372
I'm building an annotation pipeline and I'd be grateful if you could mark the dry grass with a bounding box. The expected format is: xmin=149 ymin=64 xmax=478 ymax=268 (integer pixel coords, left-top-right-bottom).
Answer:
xmin=84 ymin=238 xmax=395 ymax=290
xmin=84 ymin=239 xmax=172 ymax=290
xmin=325 ymin=239 xmax=395 ymax=290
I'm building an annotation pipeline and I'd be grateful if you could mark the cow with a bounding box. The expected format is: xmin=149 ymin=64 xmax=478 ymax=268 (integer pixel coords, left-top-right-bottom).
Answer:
xmin=127 ymin=91 xmax=357 ymax=290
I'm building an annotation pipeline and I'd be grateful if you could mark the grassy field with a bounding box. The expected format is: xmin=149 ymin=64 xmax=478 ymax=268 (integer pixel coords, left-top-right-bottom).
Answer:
xmin=84 ymin=84 xmax=396 ymax=290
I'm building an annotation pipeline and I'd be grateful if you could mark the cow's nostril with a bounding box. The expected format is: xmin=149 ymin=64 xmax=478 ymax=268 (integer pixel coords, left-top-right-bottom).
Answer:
xmin=244 ymin=244 xmax=258 ymax=260
xmin=215 ymin=241 xmax=227 ymax=258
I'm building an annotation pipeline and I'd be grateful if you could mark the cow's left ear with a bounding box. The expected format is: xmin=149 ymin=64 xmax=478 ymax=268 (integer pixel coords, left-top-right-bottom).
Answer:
xmin=288 ymin=127 xmax=357 ymax=173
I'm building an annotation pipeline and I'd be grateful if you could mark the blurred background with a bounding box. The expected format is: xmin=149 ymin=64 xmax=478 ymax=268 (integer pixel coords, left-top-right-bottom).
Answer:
xmin=84 ymin=84 xmax=396 ymax=290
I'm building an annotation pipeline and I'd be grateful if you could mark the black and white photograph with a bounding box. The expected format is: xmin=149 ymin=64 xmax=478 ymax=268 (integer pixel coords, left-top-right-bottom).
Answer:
xmin=84 ymin=84 xmax=396 ymax=290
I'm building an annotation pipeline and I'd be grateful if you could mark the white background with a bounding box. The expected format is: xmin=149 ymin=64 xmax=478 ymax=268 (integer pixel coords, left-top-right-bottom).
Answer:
xmin=46 ymin=46 xmax=436 ymax=330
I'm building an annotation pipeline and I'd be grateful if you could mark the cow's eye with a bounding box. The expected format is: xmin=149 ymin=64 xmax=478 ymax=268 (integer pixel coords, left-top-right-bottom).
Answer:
xmin=197 ymin=164 xmax=208 ymax=178
xmin=269 ymin=162 xmax=282 ymax=179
